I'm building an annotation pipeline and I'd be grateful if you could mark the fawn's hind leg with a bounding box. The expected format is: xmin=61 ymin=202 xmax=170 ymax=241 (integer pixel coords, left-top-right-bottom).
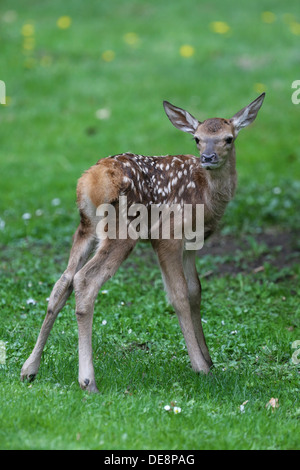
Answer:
xmin=73 ymin=237 xmax=137 ymax=392
xmin=21 ymin=224 xmax=96 ymax=382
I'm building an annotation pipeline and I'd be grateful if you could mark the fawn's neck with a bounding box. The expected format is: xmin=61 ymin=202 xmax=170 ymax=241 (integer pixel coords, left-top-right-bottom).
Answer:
xmin=202 ymin=149 xmax=237 ymax=222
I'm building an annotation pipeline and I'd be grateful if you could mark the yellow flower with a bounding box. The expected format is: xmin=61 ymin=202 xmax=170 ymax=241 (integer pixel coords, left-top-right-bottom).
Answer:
xmin=254 ymin=83 xmax=267 ymax=94
xmin=210 ymin=21 xmax=230 ymax=34
xmin=261 ymin=11 xmax=276 ymax=24
xmin=24 ymin=57 xmax=37 ymax=69
xmin=21 ymin=23 xmax=35 ymax=37
xmin=179 ymin=45 xmax=195 ymax=58
xmin=57 ymin=16 xmax=72 ymax=29
xmin=289 ymin=21 xmax=300 ymax=35
xmin=282 ymin=13 xmax=294 ymax=25
xmin=40 ymin=55 xmax=53 ymax=67
xmin=123 ymin=32 xmax=139 ymax=46
xmin=102 ymin=50 xmax=115 ymax=62
xmin=23 ymin=37 xmax=35 ymax=51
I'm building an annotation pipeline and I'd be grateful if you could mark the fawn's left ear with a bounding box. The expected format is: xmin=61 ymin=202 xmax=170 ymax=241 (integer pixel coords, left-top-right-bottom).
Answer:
xmin=163 ymin=101 xmax=200 ymax=135
xmin=230 ymin=93 xmax=265 ymax=135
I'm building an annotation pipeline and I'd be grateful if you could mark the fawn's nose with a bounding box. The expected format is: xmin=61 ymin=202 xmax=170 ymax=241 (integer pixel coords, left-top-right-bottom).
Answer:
xmin=201 ymin=153 xmax=218 ymax=164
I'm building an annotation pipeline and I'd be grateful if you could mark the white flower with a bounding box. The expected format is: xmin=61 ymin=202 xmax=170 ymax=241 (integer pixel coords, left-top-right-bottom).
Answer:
xmin=173 ymin=406 xmax=181 ymax=414
xmin=2 ymin=11 xmax=18 ymax=23
xmin=51 ymin=198 xmax=61 ymax=206
xmin=0 ymin=218 xmax=5 ymax=230
xmin=164 ymin=405 xmax=171 ymax=411
xmin=22 ymin=213 xmax=31 ymax=220
xmin=240 ymin=400 xmax=249 ymax=413
xmin=26 ymin=298 xmax=36 ymax=305
xmin=95 ymin=108 xmax=111 ymax=120
xmin=101 ymin=319 xmax=107 ymax=325
xmin=101 ymin=290 xmax=108 ymax=294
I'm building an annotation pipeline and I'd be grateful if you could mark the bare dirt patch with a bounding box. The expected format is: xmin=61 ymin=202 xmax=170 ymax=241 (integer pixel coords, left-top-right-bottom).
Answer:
xmin=199 ymin=229 xmax=300 ymax=276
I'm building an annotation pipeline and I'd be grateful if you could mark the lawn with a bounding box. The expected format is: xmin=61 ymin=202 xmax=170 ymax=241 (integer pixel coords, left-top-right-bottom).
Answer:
xmin=0 ymin=0 xmax=299 ymax=450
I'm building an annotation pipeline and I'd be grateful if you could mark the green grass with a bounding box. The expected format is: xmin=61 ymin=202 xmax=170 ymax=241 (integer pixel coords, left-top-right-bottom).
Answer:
xmin=0 ymin=0 xmax=299 ymax=450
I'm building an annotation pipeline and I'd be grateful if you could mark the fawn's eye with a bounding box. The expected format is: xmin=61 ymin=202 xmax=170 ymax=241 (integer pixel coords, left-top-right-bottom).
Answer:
xmin=225 ymin=136 xmax=233 ymax=144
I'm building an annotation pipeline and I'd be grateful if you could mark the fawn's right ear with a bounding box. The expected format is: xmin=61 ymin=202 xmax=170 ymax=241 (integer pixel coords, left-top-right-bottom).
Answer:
xmin=163 ymin=101 xmax=200 ymax=135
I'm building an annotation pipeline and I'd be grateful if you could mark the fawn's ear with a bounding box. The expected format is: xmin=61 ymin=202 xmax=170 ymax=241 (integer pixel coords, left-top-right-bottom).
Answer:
xmin=230 ymin=93 xmax=265 ymax=135
xmin=163 ymin=101 xmax=200 ymax=135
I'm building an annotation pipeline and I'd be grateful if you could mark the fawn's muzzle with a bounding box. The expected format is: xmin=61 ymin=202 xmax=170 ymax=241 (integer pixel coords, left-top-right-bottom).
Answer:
xmin=200 ymin=153 xmax=219 ymax=167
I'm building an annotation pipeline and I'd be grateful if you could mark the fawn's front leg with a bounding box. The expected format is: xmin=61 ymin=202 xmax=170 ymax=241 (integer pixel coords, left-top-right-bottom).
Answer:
xmin=183 ymin=250 xmax=213 ymax=368
xmin=153 ymin=239 xmax=211 ymax=374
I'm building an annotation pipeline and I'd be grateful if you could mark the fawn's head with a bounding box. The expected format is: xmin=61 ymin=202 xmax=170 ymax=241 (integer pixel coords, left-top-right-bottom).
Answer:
xmin=163 ymin=93 xmax=265 ymax=170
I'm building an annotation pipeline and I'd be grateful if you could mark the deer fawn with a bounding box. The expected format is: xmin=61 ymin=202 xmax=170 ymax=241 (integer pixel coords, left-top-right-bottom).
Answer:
xmin=21 ymin=93 xmax=265 ymax=392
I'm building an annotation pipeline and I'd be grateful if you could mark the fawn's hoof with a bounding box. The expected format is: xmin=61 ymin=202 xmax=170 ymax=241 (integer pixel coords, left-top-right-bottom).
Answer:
xmin=20 ymin=370 xmax=37 ymax=382
xmin=79 ymin=378 xmax=99 ymax=393
xmin=20 ymin=360 xmax=39 ymax=382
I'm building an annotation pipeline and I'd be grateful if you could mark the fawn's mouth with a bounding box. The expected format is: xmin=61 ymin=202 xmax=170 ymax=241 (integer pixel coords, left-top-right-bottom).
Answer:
xmin=200 ymin=162 xmax=221 ymax=170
